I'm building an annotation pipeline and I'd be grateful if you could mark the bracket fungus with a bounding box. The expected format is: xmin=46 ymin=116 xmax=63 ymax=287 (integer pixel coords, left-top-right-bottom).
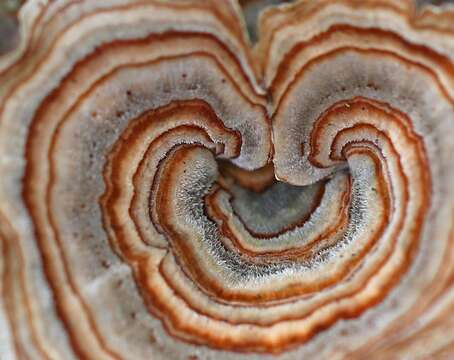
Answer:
xmin=1 ymin=0 xmax=454 ymax=359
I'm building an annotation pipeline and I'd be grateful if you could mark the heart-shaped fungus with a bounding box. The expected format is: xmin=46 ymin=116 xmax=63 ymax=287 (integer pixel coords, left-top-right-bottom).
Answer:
xmin=1 ymin=0 xmax=454 ymax=359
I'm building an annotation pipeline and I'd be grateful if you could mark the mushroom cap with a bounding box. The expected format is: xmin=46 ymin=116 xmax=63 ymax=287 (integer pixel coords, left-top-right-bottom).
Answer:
xmin=1 ymin=0 xmax=454 ymax=359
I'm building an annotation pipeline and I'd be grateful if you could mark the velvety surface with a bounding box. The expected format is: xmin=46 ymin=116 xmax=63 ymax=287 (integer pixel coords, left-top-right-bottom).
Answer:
xmin=1 ymin=1 xmax=454 ymax=359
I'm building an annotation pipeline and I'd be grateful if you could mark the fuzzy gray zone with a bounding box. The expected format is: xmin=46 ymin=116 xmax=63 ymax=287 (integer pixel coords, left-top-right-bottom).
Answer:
xmin=230 ymin=180 xmax=323 ymax=234
xmin=172 ymin=149 xmax=375 ymax=287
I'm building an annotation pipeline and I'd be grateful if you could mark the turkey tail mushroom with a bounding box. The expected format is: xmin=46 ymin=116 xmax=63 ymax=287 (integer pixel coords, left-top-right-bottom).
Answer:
xmin=0 ymin=0 xmax=454 ymax=359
